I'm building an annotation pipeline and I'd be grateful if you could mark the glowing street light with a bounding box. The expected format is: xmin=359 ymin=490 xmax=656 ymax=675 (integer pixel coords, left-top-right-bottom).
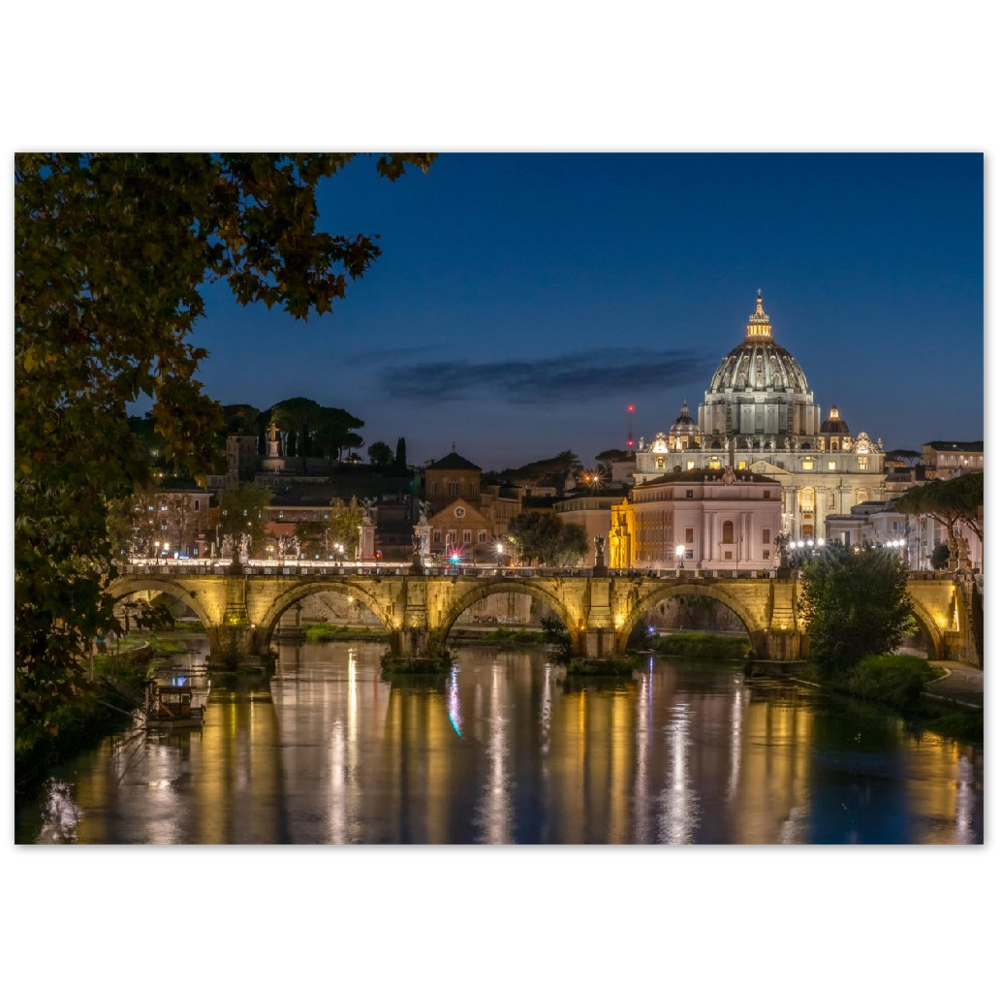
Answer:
xmin=496 ymin=542 xmax=504 ymax=568
xmin=675 ymin=543 xmax=685 ymax=572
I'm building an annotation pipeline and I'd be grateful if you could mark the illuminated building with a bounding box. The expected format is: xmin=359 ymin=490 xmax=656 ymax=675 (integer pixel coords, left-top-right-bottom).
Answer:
xmin=634 ymin=292 xmax=886 ymax=540
xmin=609 ymin=467 xmax=782 ymax=570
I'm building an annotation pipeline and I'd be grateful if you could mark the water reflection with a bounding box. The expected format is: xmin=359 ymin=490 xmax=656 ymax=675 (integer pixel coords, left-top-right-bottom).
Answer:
xmin=16 ymin=643 xmax=984 ymax=845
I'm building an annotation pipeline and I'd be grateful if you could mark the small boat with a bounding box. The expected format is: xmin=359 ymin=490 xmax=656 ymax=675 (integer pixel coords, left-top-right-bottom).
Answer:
xmin=145 ymin=669 xmax=211 ymax=728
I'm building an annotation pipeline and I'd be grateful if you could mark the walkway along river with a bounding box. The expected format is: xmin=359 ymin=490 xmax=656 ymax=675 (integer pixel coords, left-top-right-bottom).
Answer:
xmin=15 ymin=641 xmax=984 ymax=844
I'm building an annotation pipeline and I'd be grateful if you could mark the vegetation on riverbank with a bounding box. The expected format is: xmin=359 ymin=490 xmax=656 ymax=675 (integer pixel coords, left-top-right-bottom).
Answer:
xmin=646 ymin=631 xmax=750 ymax=660
xmin=564 ymin=656 xmax=640 ymax=677
xmin=15 ymin=652 xmax=152 ymax=792
xmin=452 ymin=627 xmax=548 ymax=647
xmin=305 ymin=623 xmax=389 ymax=642
xmin=794 ymin=654 xmax=982 ymax=745
xmin=380 ymin=645 xmax=453 ymax=675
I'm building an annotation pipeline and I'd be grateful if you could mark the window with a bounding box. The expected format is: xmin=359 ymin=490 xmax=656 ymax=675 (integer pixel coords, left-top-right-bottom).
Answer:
xmin=762 ymin=529 xmax=771 ymax=544
xmin=446 ymin=530 xmax=456 ymax=544
xmin=448 ymin=481 xmax=459 ymax=497
xmin=709 ymin=456 xmax=721 ymax=470
xmin=763 ymin=549 xmax=770 ymax=560
xmin=193 ymin=499 xmax=201 ymax=512
xmin=462 ymin=530 xmax=472 ymax=544
xmin=478 ymin=530 xmax=487 ymax=543
xmin=685 ymin=528 xmax=694 ymax=543
xmin=722 ymin=521 xmax=734 ymax=544
xmin=763 ymin=490 xmax=771 ymax=499
xmin=737 ymin=460 xmax=747 ymax=470
xmin=827 ymin=460 xmax=837 ymax=470
xmin=686 ymin=461 xmax=695 ymax=470
xmin=430 ymin=482 xmax=438 ymax=497
xmin=802 ymin=459 xmax=814 ymax=471
xmin=433 ymin=530 xmax=441 ymax=543
xmin=724 ymin=551 xmax=733 ymax=560
xmin=858 ymin=456 xmax=868 ymax=470
xmin=685 ymin=490 xmax=694 ymax=498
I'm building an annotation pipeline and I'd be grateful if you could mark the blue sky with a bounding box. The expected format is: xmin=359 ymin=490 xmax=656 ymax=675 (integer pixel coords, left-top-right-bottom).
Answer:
xmin=191 ymin=153 xmax=983 ymax=470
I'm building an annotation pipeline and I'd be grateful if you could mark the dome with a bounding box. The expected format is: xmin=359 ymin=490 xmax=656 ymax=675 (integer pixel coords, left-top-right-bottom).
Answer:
xmin=669 ymin=401 xmax=697 ymax=435
xmin=820 ymin=405 xmax=850 ymax=435
xmin=706 ymin=292 xmax=810 ymax=395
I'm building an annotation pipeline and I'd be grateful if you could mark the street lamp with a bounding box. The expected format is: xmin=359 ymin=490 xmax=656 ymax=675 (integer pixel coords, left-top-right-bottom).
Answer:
xmin=496 ymin=542 xmax=504 ymax=569
xmin=675 ymin=543 xmax=685 ymax=573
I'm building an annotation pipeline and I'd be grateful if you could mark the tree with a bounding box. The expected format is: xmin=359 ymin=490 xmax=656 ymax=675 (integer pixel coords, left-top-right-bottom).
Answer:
xmin=327 ymin=497 xmax=364 ymax=558
xmin=394 ymin=437 xmax=408 ymax=470
xmin=508 ymin=512 xmax=589 ymax=567
xmin=314 ymin=405 xmax=365 ymax=465
xmin=15 ymin=152 xmax=434 ymax=746
xmin=367 ymin=441 xmax=393 ymax=467
xmin=886 ymin=449 xmax=921 ymax=467
xmin=217 ymin=483 xmax=272 ymax=561
xmin=800 ymin=542 xmax=916 ymax=675
xmin=896 ymin=473 xmax=983 ymax=545
xmin=270 ymin=397 xmax=321 ymax=471
xmin=501 ymin=451 xmax=582 ymax=490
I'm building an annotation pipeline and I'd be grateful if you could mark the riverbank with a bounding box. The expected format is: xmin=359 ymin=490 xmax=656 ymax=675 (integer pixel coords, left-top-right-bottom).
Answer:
xmin=776 ymin=656 xmax=984 ymax=746
xmin=15 ymin=652 xmax=152 ymax=793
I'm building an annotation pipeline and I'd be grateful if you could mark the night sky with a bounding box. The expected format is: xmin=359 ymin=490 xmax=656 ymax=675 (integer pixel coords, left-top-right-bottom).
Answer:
xmin=188 ymin=153 xmax=983 ymax=471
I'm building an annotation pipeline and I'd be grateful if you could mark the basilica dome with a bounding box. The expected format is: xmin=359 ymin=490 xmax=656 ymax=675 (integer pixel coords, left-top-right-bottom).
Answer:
xmin=669 ymin=401 xmax=698 ymax=436
xmin=706 ymin=292 xmax=811 ymax=394
xmin=697 ymin=292 xmax=820 ymax=442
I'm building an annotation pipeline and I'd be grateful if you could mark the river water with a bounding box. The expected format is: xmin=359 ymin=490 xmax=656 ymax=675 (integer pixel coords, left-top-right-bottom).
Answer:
xmin=16 ymin=641 xmax=983 ymax=845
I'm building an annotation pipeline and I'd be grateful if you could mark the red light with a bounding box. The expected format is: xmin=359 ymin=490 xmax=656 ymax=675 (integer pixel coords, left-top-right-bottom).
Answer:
xmin=627 ymin=404 xmax=634 ymax=412
xmin=627 ymin=439 xmax=634 ymax=447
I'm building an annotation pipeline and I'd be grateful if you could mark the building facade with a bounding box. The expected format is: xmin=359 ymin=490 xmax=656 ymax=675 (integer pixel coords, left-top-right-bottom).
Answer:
xmin=609 ymin=468 xmax=782 ymax=571
xmin=633 ymin=292 xmax=886 ymax=540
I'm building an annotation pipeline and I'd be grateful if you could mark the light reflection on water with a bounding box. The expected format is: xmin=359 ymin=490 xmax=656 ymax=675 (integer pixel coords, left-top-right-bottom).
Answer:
xmin=16 ymin=642 xmax=984 ymax=845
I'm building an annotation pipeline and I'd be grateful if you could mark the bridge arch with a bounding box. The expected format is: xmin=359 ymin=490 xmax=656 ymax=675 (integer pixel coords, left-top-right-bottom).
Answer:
xmin=905 ymin=595 xmax=946 ymax=659
xmin=255 ymin=580 xmax=396 ymax=650
xmin=106 ymin=576 xmax=216 ymax=631
xmin=616 ymin=581 xmax=765 ymax=656
xmin=435 ymin=579 xmax=581 ymax=650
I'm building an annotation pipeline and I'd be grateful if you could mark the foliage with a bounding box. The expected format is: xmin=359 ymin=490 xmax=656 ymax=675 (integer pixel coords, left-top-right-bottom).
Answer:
xmin=930 ymin=543 xmax=950 ymax=571
xmin=15 ymin=152 xmax=434 ymax=747
xmin=314 ymin=405 xmax=365 ymax=464
xmin=508 ymin=511 xmax=589 ymax=567
xmin=218 ymin=482 xmax=272 ymax=559
xmin=501 ymin=450 xmax=582 ymax=488
xmin=800 ymin=542 xmax=916 ymax=675
xmin=295 ymin=520 xmax=328 ymax=559
xmin=304 ymin=623 xmax=386 ymax=642
xmin=843 ymin=654 xmax=937 ymax=711
xmin=367 ymin=441 xmax=393 ymax=466
xmin=896 ymin=473 xmax=983 ymax=543
xmin=394 ymin=437 xmax=408 ymax=469
xmin=540 ymin=614 xmax=573 ymax=662
xmin=328 ymin=497 xmax=364 ymax=556
xmin=595 ymin=448 xmax=630 ymax=463
xmin=886 ymin=449 xmax=921 ymax=466
xmin=269 ymin=396 xmax=321 ymax=467
xmin=564 ymin=656 xmax=639 ymax=676
xmin=479 ymin=627 xmax=547 ymax=645
xmin=648 ymin=631 xmax=750 ymax=660
xmin=380 ymin=643 xmax=453 ymax=674
xmin=223 ymin=404 xmax=262 ymax=435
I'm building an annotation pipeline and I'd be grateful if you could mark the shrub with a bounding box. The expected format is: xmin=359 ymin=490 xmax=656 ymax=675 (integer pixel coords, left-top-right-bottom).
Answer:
xmin=844 ymin=654 xmax=936 ymax=710
xmin=649 ymin=631 xmax=750 ymax=660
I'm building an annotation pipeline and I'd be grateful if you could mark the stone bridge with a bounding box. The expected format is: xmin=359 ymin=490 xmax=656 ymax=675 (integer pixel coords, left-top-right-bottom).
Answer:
xmin=107 ymin=563 xmax=976 ymax=668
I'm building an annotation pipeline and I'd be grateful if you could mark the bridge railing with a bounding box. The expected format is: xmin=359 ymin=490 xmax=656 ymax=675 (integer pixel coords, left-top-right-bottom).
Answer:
xmin=117 ymin=559 xmax=969 ymax=584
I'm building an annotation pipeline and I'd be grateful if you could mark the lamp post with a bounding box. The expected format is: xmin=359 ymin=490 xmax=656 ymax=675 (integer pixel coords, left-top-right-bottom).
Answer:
xmin=496 ymin=541 xmax=504 ymax=570
xmin=675 ymin=543 xmax=685 ymax=574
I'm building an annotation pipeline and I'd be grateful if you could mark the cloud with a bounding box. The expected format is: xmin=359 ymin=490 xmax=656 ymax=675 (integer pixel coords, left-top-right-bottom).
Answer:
xmin=381 ymin=349 xmax=716 ymax=403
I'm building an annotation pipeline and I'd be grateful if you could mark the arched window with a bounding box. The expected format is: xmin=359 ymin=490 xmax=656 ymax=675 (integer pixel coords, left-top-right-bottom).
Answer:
xmin=722 ymin=520 xmax=734 ymax=544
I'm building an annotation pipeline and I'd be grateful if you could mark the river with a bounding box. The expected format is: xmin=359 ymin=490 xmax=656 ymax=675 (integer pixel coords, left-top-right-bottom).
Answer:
xmin=15 ymin=641 xmax=983 ymax=844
